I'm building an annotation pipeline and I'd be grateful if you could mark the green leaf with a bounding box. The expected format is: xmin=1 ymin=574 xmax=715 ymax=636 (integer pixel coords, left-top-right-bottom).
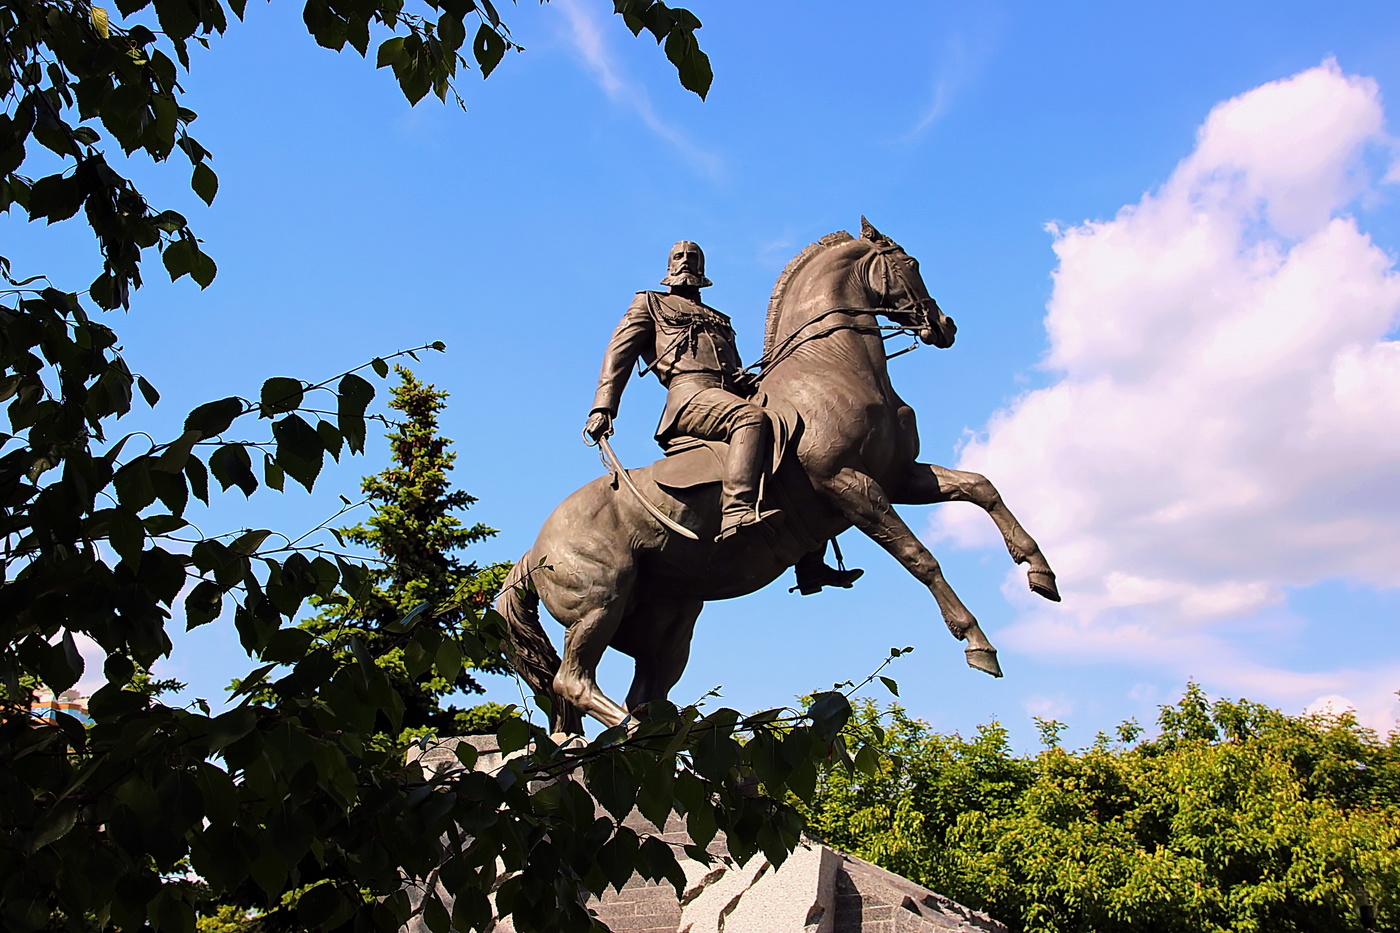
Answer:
xmin=185 ymin=580 xmax=223 ymax=628
xmin=879 ymin=675 xmax=899 ymax=697
xmin=108 ymin=508 xmax=146 ymax=565
xmin=808 ymin=691 xmax=852 ymax=742
xmin=207 ymin=707 xmax=258 ymax=750
xmin=473 ymin=24 xmax=507 ymax=78
xmin=686 ymin=799 xmax=717 ymax=848
xmin=259 ymin=377 xmax=304 ymax=416
xmin=114 ymin=458 xmax=158 ymax=511
xmin=185 ymin=454 xmax=210 ymax=504
xmin=209 ymin=443 xmax=258 ymax=497
xmin=153 ymin=0 xmax=199 ymax=40
xmin=787 ymin=758 xmax=817 ymax=803
xmin=370 ymin=357 xmax=389 ymax=378
xmin=150 ymin=473 xmax=190 ymax=524
xmin=316 ymin=420 xmax=343 ymax=460
xmin=597 ymin=827 xmax=639 ymax=893
xmin=635 ymin=755 xmax=676 ymax=831
xmin=337 ymin=373 xmax=374 ymax=453
xmin=191 ymin=162 xmax=218 ymax=205
xmin=272 ymin=414 xmax=324 ymax=492
xmin=163 ymin=238 xmax=195 ymax=282
xmin=496 ymin=715 xmax=529 ymax=756
xmin=155 ymin=430 xmax=201 ymax=473
xmin=664 ymin=26 xmax=711 ymax=99
xmin=263 ymin=452 xmax=284 ymax=492
xmin=190 ymin=244 xmax=217 ymax=288
xmin=421 ymin=893 xmax=450 ymax=933
xmin=184 ymin=397 xmax=243 ymax=438
xmin=376 ymin=36 xmax=405 ymax=68
xmin=435 ymin=638 xmax=462 ymax=682
xmin=58 ymin=631 xmax=85 ymax=692
xmin=692 ymin=725 xmax=739 ymax=782
xmin=638 ymin=835 xmax=686 ymax=897
xmin=230 ymin=529 xmax=272 ymax=556
xmin=854 ymin=742 xmax=879 ymax=777
xmin=585 ymin=753 xmax=638 ymax=822
xmin=104 ymin=653 xmax=136 ymax=685
xmin=338 ymin=372 xmax=375 ymax=413
xmin=143 ymin=514 xmax=187 ymax=534
xmin=30 ymin=802 xmax=79 ymax=852
xmin=137 ymin=375 xmax=160 ymax=407
xmin=438 ymin=13 xmax=465 ymax=51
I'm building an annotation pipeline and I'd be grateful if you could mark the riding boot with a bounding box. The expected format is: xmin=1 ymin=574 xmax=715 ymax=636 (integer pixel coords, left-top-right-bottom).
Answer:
xmin=791 ymin=548 xmax=865 ymax=595
xmin=717 ymin=420 xmax=782 ymax=541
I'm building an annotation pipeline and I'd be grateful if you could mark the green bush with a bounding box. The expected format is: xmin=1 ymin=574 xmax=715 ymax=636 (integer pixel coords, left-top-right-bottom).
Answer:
xmin=804 ymin=685 xmax=1400 ymax=933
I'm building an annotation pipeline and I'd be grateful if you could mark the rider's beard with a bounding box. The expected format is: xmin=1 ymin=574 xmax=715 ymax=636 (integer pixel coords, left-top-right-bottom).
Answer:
xmin=661 ymin=271 xmax=712 ymax=288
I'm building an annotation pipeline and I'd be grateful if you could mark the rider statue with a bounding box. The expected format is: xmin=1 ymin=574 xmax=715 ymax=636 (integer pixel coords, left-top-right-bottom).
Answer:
xmin=585 ymin=241 xmax=863 ymax=591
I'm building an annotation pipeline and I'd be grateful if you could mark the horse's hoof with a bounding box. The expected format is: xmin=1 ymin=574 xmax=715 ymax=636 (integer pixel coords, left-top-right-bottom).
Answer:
xmin=965 ymin=647 xmax=1003 ymax=678
xmin=1028 ymin=569 xmax=1061 ymax=603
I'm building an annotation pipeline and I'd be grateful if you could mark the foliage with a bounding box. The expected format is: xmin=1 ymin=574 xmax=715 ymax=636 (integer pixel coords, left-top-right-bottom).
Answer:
xmin=290 ymin=366 xmax=511 ymax=738
xmin=0 ymin=1 xmax=864 ymax=932
xmin=194 ymin=904 xmax=265 ymax=933
xmin=803 ymin=685 xmax=1400 ymax=933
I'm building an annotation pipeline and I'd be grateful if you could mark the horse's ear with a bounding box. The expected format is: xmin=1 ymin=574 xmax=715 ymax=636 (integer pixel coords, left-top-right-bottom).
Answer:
xmin=860 ymin=215 xmax=890 ymax=244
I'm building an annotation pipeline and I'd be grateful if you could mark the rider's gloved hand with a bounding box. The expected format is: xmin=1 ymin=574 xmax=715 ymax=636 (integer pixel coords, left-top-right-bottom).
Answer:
xmin=731 ymin=371 xmax=760 ymax=399
xmin=584 ymin=409 xmax=613 ymax=442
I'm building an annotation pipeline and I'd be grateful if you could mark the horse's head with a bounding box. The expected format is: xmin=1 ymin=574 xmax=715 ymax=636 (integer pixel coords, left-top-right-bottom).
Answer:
xmin=859 ymin=216 xmax=956 ymax=349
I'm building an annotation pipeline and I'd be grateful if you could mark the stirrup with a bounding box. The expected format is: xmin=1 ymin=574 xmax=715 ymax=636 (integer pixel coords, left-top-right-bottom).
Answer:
xmin=716 ymin=508 xmax=782 ymax=543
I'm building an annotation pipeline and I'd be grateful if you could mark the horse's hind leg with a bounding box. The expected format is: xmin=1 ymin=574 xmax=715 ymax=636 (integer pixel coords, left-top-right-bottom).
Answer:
xmin=820 ymin=467 xmax=1002 ymax=677
xmin=549 ymin=560 xmax=637 ymax=730
xmin=623 ymin=599 xmax=703 ymax=712
xmin=893 ymin=462 xmax=1060 ymax=602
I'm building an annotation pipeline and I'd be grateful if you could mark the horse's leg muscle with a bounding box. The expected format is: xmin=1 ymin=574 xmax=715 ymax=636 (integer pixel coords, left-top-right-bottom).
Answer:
xmin=894 ymin=463 xmax=1060 ymax=602
xmin=821 ymin=467 xmax=1003 ymax=677
xmin=551 ymin=561 xmax=636 ymax=730
xmin=624 ymin=599 xmax=703 ymax=712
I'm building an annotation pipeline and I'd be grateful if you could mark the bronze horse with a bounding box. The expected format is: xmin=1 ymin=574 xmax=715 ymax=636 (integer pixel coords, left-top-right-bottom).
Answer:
xmin=498 ymin=220 xmax=1059 ymax=732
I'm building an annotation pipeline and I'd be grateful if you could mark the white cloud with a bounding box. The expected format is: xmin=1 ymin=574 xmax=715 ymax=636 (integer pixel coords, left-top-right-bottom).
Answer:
xmin=1024 ymin=693 xmax=1076 ymax=722
xmin=901 ymin=21 xmax=997 ymax=141
xmin=932 ymin=61 xmax=1400 ymax=730
xmin=553 ymin=0 xmax=721 ymax=178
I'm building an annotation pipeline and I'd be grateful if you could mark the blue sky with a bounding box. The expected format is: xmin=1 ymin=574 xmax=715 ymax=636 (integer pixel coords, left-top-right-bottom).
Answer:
xmin=9 ymin=1 xmax=1400 ymax=748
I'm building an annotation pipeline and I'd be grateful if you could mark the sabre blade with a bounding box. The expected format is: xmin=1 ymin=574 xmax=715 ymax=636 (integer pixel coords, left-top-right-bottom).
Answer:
xmin=598 ymin=437 xmax=700 ymax=540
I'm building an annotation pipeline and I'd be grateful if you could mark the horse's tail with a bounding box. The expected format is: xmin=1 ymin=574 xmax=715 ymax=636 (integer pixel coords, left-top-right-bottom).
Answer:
xmin=494 ymin=553 xmax=581 ymax=735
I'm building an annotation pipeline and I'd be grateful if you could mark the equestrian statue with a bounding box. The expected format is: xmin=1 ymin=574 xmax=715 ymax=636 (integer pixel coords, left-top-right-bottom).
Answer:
xmin=497 ymin=219 xmax=1060 ymax=732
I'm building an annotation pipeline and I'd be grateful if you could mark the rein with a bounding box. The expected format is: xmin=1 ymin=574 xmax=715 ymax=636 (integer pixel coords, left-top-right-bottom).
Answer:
xmin=750 ymin=309 xmax=919 ymax=378
xmin=753 ymin=246 xmax=937 ymax=379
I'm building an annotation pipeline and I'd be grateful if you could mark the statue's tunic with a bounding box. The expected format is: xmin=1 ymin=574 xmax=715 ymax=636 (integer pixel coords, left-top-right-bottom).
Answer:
xmin=592 ymin=291 xmax=750 ymax=443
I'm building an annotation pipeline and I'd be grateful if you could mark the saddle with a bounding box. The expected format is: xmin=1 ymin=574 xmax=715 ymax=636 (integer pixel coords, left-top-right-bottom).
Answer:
xmin=653 ymin=395 xmax=801 ymax=491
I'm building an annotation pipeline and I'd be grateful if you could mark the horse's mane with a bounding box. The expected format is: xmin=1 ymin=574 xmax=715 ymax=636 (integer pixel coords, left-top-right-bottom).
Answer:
xmin=764 ymin=231 xmax=855 ymax=355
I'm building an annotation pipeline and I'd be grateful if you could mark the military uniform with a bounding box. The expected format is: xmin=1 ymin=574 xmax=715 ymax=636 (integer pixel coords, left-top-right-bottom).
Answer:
xmin=593 ymin=292 xmax=757 ymax=440
xmin=591 ymin=290 xmax=772 ymax=537
xmin=587 ymin=240 xmax=861 ymax=582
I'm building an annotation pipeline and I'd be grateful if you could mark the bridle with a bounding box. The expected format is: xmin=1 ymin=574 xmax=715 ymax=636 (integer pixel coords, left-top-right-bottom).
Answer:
xmin=751 ymin=243 xmax=940 ymax=379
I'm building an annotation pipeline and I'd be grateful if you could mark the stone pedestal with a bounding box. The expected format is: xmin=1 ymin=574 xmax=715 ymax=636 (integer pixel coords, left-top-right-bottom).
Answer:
xmin=406 ymin=737 xmax=1004 ymax=933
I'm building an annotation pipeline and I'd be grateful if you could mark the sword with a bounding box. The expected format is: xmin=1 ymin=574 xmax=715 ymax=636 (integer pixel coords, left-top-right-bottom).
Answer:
xmin=592 ymin=433 xmax=700 ymax=541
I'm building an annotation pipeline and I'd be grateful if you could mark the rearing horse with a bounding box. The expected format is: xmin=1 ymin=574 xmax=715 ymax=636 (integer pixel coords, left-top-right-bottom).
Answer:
xmin=498 ymin=219 xmax=1059 ymax=732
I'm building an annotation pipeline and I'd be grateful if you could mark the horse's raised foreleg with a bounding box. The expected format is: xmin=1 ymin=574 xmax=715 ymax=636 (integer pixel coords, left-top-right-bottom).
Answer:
xmin=893 ymin=462 xmax=1060 ymax=602
xmin=820 ymin=467 xmax=1002 ymax=677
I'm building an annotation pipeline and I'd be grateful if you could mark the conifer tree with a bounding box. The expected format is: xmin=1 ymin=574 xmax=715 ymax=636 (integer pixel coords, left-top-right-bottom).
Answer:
xmin=303 ymin=366 xmax=511 ymax=735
